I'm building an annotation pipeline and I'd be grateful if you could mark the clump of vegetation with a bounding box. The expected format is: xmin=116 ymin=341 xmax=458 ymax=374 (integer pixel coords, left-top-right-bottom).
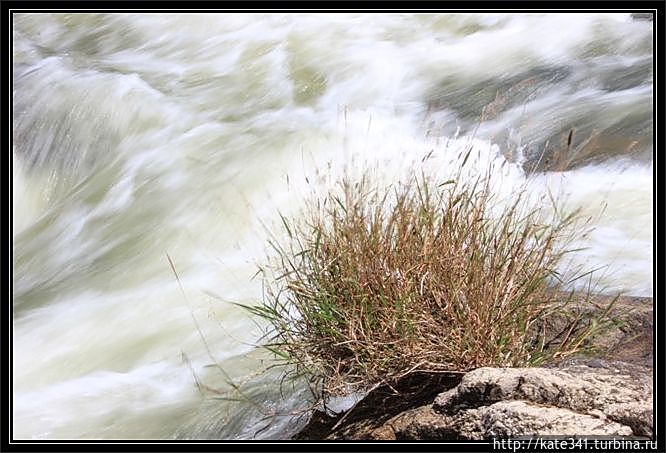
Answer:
xmin=249 ymin=155 xmax=617 ymax=397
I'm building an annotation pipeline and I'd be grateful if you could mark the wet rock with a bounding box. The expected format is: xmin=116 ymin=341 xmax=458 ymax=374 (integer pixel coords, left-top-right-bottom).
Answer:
xmin=631 ymin=13 xmax=653 ymax=21
xmin=294 ymin=371 xmax=463 ymax=440
xmin=427 ymin=66 xmax=572 ymax=123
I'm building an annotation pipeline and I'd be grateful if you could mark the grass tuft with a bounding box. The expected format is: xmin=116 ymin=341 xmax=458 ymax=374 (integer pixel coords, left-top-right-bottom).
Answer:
xmin=254 ymin=159 xmax=618 ymax=397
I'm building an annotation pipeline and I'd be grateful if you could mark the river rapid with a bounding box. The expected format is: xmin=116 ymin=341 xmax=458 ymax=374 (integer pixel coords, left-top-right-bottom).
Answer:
xmin=12 ymin=13 xmax=653 ymax=439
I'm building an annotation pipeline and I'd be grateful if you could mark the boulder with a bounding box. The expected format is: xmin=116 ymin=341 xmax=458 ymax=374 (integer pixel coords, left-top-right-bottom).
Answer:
xmin=631 ymin=13 xmax=653 ymax=21
xmin=369 ymin=360 xmax=652 ymax=440
xmin=385 ymin=401 xmax=632 ymax=440
xmin=307 ymin=359 xmax=652 ymax=440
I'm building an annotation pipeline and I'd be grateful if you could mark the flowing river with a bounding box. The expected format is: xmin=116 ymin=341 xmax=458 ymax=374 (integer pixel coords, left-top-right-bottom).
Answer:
xmin=12 ymin=13 xmax=653 ymax=440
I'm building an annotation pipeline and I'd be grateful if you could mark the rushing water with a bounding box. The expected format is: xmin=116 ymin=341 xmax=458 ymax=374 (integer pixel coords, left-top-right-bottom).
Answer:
xmin=12 ymin=13 xmax=653 ymax=440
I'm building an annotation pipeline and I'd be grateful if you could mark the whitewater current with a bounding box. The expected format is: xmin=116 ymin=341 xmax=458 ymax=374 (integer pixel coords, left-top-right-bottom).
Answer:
xmin=11 ymin=13 xmax=653 ymax=440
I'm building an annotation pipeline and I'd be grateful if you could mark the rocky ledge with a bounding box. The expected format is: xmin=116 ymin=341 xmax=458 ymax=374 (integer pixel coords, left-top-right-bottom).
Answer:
xmin=294 ymin=296 xmax=653 ymax=440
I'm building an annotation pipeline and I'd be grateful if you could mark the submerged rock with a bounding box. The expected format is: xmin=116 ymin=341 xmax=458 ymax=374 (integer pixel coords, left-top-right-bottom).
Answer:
xmin=631 ymin=13 xmax=653 ymax=21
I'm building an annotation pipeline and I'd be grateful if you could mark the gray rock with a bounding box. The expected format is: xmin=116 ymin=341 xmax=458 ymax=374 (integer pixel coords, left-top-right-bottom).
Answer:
xmin=365 ymin=400 xmax=634 ymax=440
xmin=389 ymin=400 xmax=632 ymax=440
xmin=631 ymin=13 xmax=653 ymax=21
xmin=475 ymin=400 xmax=632 ymax=437
xmin=357 ymin=360 xmax=653 ymax=440
xmin=431 ymin=361 xmax=652 ymax=437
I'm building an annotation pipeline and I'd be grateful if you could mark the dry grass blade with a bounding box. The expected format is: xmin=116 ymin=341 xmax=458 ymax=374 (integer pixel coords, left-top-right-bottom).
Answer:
xmin=251 ymin=165 xmax=619 ymax=399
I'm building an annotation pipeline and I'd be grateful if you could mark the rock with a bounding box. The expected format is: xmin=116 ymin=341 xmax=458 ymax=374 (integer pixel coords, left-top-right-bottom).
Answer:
xmin=326 ymin=360 xmax=652 ymax=440
xmin=631 ymin=13 xmax=653 ymax=21
xmin=537 ymin=294 xmax=653 ymax=368
xmin=425 ymin=360 xmax=652 ymax=438
xmin=593 ymin=296 xmax=653 ymax=367
xmin=387 ymin=401 xmax=632 ymax=440
xmin=384 ymin=405 xmax=450 ymax=440
xmin=433 ymin=362 xmax=653 ymax=423
xmin=294 ymin=371 xmax=463 ymax=440
xmin=604 ymin=401 xmax=654 ymax=438
xmin=475 ymin=400 xmax=633 ymax=437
